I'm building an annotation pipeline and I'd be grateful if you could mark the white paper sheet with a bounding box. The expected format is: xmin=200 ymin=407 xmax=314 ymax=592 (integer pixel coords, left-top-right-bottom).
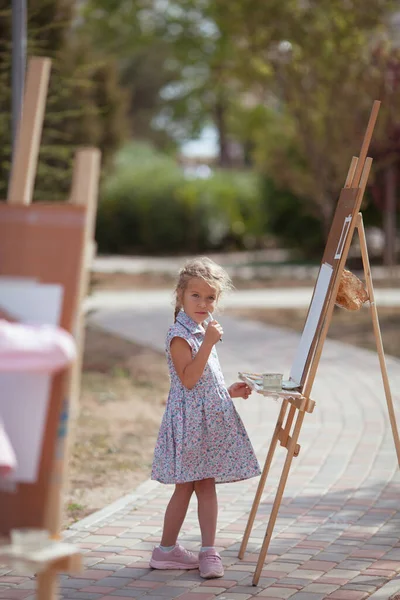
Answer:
xmin=0 ymin=281 xmax=63 ymax=482
xmin=289 ymin=263 xmax=333 ymax=386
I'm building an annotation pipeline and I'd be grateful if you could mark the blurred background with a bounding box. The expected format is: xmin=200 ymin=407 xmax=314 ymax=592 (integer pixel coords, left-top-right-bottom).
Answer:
xmin=2 ymin=0 xmax=400 ymax=266
xmin=3 ymin=0 xmax=400 ymax=527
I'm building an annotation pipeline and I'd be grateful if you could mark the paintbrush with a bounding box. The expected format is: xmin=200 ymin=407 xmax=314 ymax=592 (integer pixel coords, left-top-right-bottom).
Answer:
xmin=208 ymin=311 xmax=223 ymax=343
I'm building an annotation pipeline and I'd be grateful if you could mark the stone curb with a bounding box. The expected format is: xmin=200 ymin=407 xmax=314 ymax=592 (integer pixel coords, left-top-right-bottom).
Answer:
xmin=67 ymin=479 xmax=160 ymax=532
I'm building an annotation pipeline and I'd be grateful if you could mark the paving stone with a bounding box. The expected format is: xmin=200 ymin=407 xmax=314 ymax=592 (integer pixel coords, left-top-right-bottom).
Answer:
xmin=142 ymin=573 xmax=184 ymax=582
xmin=61 ymin=579 xmax=97 ymax=588
xmin=80 ymin=587 xmax=118 ymax=594
xmin=200 ymin=581 xmax=237 ymax=589
xmin=223 ymin=587 xmax=262 ymax=595
xmin=300 ymin=560 xmax=338 ymax=571
xmin=277 ymin=578 xmax=317 ymax=586
xmin=62 ymin=593 xmax=104 ymax=600
xmin=91 ymin=563 xmax=126 ymax=571
xmin=139 ymin=587 xmax=185 ymax=598
xmin=166 ymin=582 xmax=200 ymax=589
xmin=341 ymin=583 xmax=379 ymax=593
xmin=96 ymin=547 xmax=133 ymax=553
xmin=0 ymin=590 xmax=33 ymax=598
xmin=7 ymin=582 xmax=36 ymax=591
xmin=215 ymin=571 xmax=249 ymax=582
xmin=288 ymin=594 xmax=326 ymax=600
xmin=337 ymin=560 xmax=373 ymax=570
xmin=95 ymin=527 xmax=129 ymax=535
xmin=87 ymin=577 xmax=133 ymax=588
xmin=188 ymin=588 xmax=223 ymax=594
xmin=173 ymin=594 xmax=215 ymax=600
xmin=326 ymin=569 xmax=360 ymax=579
xmin=256 ymin=589 xmax=296 ymax=598
xmin=176 ymin=574 xmax=204 ymax=583
xmin=287 ymin=569 xmax=322 ymax=581
xmin=327 ymin=591 xmax=368 ymax=599
xmin=351 ymin=575 xmax=388 ymax=586
xmin=106 ymin=591 xmax=153 ymax=598
xmin=301 ymin=582 xmax=340 ymax=593
xmin=83 ymin=536 xmax=117 ymax=544
xmin=259 ymin=571 xmax=285 ymax=580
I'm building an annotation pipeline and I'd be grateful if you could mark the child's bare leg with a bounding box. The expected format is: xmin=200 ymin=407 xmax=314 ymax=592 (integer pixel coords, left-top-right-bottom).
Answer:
xmin=161 ymin=482 xmax=194 ymax=546
xmin=195 ymin=478 xmax=217 ymax=547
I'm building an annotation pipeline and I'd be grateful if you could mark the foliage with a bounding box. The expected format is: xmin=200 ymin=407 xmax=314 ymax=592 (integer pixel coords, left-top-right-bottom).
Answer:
xmin=96 ymin=142 xmax=265 ymax=254
xmin=221 ymin=0 xmax=396 ymax=235
xmin=81 ymin=0 xmax=399 ymax=255
xmin=0 ymin=0 xmax=127 ymax=201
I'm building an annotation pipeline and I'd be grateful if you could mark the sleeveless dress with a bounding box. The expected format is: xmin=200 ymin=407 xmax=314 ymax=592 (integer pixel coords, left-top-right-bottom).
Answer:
xmin=151 ymin=310 xmax=261 ymax=484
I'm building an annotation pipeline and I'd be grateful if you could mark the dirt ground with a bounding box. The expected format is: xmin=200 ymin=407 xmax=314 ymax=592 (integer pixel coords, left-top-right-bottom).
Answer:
xmin=65 ymin=326 xmax=169 ymax=527
xmin=65 ymin=271 xmax=399 ymax=527
xmin=91 ymin=270 xmax=398 ymax=292
xmin=226 ymin=305 xmax=400 ymax=359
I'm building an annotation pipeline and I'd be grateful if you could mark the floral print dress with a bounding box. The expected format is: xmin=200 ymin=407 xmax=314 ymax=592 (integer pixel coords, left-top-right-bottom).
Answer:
xmin=151 ymin=310 xmax=261 ymax=484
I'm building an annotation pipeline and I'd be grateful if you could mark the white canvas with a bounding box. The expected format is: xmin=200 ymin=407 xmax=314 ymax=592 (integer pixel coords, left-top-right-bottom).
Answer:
xmin=0 ymin=281 xmax=63 ymax=482
xmin=289 ymin=263 xmax=333 ymax=386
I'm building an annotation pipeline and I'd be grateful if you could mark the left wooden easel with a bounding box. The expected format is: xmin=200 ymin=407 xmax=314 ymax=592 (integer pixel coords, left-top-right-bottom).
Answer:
xmin=0 ymin=57 xmax=101 ymax=600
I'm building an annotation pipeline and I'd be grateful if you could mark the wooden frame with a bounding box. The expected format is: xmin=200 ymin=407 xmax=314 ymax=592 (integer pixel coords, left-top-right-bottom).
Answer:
xmin=238 ymin=101 xmax=400 ymax=585
xmin=0 ymin=57 xmax=101 ymax=600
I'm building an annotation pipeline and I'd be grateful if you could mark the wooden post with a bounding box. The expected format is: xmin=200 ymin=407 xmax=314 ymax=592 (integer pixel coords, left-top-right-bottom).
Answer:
xmin=7 ymin=57 xmax=51 ymax=205
xmin=68 ymin=148 xmax=101 ymax=416
xmin=238 ymin=399 xmax=289 ymax=560
xmin=303 ymin=158 xmax=372 ymax=397
xmin=356 ymin=213 xmax=400 ymax=465
xmin=37 ymin=571 xmax=58 ymax=600
xmin=45 ymin=149 xmax=101 ymax=533
xmin=253 ymin=410 xmax=306 ymax=585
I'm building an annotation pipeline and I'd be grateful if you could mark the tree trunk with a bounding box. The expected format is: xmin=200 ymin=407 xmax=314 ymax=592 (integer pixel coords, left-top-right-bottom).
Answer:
xmin=319 ymin=193 xmax=334 ymax=241
xmin=383 ymin=164 xmax=397 ymax=267
xmin=215 ymin=99 xmax=230 ymax=167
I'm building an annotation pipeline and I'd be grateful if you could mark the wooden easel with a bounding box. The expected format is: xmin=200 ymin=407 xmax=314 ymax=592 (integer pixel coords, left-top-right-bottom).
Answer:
xmin=239 ymin=100 xmax=400 ymax=585
xmin=0 ymin=56 xmax=100 ymax=600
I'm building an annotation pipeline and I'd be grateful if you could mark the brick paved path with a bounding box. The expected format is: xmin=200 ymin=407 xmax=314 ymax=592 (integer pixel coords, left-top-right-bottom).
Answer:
xmin=2 ymin=309 xmax=400 ymax=600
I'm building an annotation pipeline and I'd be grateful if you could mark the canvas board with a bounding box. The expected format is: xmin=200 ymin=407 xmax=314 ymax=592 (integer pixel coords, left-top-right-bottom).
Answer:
xmin=0 ymin=281 xmax=63 ymax=482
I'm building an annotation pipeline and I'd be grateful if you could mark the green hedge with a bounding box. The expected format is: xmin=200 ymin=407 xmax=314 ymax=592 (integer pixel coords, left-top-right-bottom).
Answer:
xmin=95 ymin=142 xmax=267 ymax=255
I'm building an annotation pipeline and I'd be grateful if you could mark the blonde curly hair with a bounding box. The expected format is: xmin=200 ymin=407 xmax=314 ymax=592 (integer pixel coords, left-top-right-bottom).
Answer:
xmin=173 ymin=257 xmax=233 ymax=322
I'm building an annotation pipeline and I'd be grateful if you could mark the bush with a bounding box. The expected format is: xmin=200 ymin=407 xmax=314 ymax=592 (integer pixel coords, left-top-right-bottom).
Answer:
xmin=260 ymin=178 xmax=325 ymax=259
xmin=95 ymin=142 xmax=266 ymax=255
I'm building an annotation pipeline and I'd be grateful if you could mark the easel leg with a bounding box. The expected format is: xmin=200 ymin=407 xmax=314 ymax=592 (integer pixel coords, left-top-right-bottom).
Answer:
xmin=239 ymin=399 xmax=289 ymax=559
xmin=357 ymin=214 xmax=400 ymax=466
xmin=37 ymin=570 xmax=58 ymax=600
xmin=252 ymin=410 xmax=305 ymax=586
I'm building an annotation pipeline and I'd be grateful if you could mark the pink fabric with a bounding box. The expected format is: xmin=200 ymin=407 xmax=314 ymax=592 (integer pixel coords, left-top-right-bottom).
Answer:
xmin=0 ymin=320 xmax=76 ymax=477
xmin=0 ymin=319 xmax=76 ymax=373
xmin=0 ymin=419 xmax=17 ymax=477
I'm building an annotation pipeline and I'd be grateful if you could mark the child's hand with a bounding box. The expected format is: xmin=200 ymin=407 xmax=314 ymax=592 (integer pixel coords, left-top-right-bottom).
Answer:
xmin=205 ymin=319 xmax=223 ymax=346
xmin=228 ymin=382 xmax=252 ymax=399
xmin=0 ymin=307 xmax=18 ymax=322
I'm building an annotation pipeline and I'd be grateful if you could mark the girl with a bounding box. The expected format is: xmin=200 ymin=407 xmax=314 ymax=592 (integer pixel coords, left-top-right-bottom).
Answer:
xmin=150 ymin=257 xmax=260 ymax=579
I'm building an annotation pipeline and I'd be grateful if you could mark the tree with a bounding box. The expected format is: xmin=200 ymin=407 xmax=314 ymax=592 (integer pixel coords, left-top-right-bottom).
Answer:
xmin=0 ymin=0 xmax=127 ymax=201
xmin=80 ymin=0 xmax=244 ymax=165
xmin=79 ymin=0 xmax=179 ymax=150
xmin=369 ymin=43 xmax=400 ymax=266
xmin=214 ymin=0 xmax=395 ymax=238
